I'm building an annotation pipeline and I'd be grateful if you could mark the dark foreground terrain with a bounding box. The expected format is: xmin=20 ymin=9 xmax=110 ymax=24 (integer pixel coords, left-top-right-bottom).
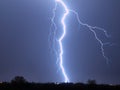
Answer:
xmin=0 ymin=82 xmax=120 ymax=90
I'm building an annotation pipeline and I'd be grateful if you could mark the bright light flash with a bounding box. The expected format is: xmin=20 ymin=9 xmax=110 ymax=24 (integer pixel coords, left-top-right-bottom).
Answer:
xmin=56 ymin=0 xmax=70 ymax=82
xmin=50 ymin=0 xmax=110 ymax=82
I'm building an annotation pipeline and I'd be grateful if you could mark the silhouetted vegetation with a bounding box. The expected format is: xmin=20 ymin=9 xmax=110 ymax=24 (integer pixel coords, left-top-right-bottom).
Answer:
xmin=0 ymin=76 xmax=120 ymax=90
xmin=87 ymin=79 xmax=96 ymax=85
xmin=11 ymin=76 xmax=28 ymax=84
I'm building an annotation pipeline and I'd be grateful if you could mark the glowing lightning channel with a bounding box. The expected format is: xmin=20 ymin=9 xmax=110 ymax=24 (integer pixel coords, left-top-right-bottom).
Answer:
xmin=50 ymin=0 xmax=110 ymax=82
xmin=69 ymin=10 xmax=109 ymax=64
xmin=56 ymin=0 xmax=70 ymax=82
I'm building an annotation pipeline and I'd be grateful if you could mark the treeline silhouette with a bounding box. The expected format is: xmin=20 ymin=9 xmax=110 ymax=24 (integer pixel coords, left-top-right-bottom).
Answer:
xmin=0 ymin=76 xmax=120 ymax=90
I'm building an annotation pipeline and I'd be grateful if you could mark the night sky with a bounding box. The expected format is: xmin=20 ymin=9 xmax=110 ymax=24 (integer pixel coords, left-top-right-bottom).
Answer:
xmin=0 ymin=0 xmax=120 ymax=84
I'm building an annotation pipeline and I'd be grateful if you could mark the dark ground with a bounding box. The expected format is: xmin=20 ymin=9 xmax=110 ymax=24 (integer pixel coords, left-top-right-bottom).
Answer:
xmin=0 ymin=82 xmax=120 ymax=90
xmin=0 ymin=76 xmax=120 ymax=90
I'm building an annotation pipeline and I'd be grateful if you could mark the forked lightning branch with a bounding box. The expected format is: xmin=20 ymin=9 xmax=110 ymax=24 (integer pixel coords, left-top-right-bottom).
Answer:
xmin=50 ymin=0 xmax=109 ymax=82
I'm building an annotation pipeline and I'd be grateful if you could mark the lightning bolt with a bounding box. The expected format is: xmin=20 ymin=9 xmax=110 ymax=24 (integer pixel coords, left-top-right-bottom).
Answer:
xmin=50 ymin=0 xmax=110 ymax=82
xmin=56 ymin=0 xmax=70 ymax=82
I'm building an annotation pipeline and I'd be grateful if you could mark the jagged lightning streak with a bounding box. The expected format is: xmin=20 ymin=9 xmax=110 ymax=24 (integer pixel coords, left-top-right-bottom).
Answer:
xmin=50 ymin=0 xmax=110 ymax=82
xmin=69 ymin=10 xmax=109 ymax=64
xmin=50 ymin=0 xmax=70 ymax=82
xmin=57 ymin=0 xmax=70 ymax=82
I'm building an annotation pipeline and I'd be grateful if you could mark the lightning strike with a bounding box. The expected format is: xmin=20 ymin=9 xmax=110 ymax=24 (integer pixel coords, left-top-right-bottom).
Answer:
xmin=56 ymin=0 xmax=70 ymax=82
xmin=50 ymin=0 xmax=110 ymax=82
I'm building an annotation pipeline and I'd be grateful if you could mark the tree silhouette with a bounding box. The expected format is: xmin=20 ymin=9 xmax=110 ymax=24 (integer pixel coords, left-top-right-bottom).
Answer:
xmin=11 ymin=76 xmax=28 ymax=84
xmin=87 ymin=79 xmax=96 ymax=85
